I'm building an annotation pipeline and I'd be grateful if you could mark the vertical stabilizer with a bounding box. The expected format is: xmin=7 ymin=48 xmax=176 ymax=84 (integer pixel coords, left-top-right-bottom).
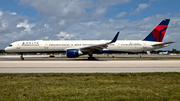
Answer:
xmin=143 ymin=19 xmax=170 ymax=42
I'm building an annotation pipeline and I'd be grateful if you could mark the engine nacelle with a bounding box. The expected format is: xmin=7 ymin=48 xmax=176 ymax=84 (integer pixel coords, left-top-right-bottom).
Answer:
xmin=66 ymin=49 xmax=83 ymax=58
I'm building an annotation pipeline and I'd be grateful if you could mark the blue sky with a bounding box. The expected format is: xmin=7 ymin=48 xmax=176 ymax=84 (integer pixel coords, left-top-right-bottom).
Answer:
xmin=1 ymin=0 xmax=180 ymax=22
xmin=0 ymin=0 xmax=180 ymax=50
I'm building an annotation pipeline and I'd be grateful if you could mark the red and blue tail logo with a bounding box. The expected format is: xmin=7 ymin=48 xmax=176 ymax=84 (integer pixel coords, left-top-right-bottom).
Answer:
xmin=143 ymin=19 xmax=170 ymax=42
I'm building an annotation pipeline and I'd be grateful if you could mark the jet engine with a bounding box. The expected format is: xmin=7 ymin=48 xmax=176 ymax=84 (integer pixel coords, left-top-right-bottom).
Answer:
xmin=66 ymin=49 xmax=83 ymax=58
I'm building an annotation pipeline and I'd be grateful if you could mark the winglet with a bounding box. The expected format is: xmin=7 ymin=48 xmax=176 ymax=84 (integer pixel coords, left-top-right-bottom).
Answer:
xmin=110 ymin=32 xmax=119 ymax=43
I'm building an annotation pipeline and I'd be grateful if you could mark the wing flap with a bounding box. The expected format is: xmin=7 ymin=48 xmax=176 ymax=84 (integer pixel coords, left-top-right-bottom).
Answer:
xmin=80 ymin=44 xmax=107 ymax=52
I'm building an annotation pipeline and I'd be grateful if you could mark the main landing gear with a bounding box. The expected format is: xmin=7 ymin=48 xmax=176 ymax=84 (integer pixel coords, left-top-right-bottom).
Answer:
xmin=49 ymin=53 xmax=55 ymax=57
xmin=88 ymin=53 xmax=96 ymax=60
xmin=20 ymin=53 xmax=24 ymax=60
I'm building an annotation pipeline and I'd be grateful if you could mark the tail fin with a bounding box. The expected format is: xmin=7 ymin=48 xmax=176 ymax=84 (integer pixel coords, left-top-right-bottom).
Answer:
xmin=143 ymin=19 xmax=170 ymax=42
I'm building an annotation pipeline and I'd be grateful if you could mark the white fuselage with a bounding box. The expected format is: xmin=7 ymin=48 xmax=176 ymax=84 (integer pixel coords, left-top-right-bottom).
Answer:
xmin=5 ymin=40 xmax=166 ymax=53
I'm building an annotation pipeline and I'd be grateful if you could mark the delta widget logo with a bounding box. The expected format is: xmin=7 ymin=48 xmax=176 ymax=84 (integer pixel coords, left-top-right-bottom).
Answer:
xmin=22 ymin=42 xmax=39 ymax=46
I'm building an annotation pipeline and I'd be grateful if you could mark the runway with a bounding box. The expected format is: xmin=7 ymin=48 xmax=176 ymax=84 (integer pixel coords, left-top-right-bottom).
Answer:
xmin=1 ymin=67 xmax=180 ymax=73
xmin=0 ymin=56 xmax=180 ymax=73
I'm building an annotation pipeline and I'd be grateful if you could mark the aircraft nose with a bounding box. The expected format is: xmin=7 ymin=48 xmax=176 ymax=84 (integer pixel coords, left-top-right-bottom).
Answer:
xmin=4 ymin=47 xmax=9 ymax=52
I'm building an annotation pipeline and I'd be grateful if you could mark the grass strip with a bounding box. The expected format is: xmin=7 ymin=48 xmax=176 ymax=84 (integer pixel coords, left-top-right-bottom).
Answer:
xmin=0 ymin=73 xmax=180 ymax=101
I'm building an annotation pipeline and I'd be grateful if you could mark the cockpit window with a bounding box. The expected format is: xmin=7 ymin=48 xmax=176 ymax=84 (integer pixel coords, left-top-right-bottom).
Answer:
xmin=8 ymin=45 xmax=13 ymax=47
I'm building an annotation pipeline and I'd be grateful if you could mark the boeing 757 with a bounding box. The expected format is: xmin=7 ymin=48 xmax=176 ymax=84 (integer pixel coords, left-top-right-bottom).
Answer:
xmin=5 ymin=19 xmax=175 ymax=60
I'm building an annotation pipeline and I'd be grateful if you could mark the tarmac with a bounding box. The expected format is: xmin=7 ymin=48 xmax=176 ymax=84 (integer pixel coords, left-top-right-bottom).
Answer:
xmin=0 ymin=55 xmax=180 ymax=73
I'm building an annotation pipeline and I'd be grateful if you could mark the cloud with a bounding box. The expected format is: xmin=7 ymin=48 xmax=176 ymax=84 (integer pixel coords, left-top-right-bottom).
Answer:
xmin=17 ymin=20 xmax=35 ymax=33
xmin=0 ymin=11 xmax=29 ymax=43
xmin=10 ymin=12 xmax=17 ymax=15
xmin=0 ymin=11 xmax=3 ymax=16
xmin=131 ymin=3 xmax=150 ymax=15
xmin=18 ymin=0 xmax=131 ymax=26
xmin=91 ymin=8 xmax=107 ymax=19
xmin=97 ymin=0 xmax=130 ymax=6
xmin=116 ymin=11 xmax=127 ymax=18
xmin=56 ymin=31 xmax=76 ymax=40
xmin=19 ymin=0 xmax=89 ymax=29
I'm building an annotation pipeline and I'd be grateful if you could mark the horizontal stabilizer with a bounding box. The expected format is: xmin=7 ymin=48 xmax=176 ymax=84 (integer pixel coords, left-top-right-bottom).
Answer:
xmin=152 ymin=41 xmax=175 ymax=47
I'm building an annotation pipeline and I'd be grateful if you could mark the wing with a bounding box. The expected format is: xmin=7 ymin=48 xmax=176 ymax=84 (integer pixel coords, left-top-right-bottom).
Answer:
xmin=80 ymin=32 xmax=119 ymax=52
xmin=152 ymin=41 xmax=175 ymax=47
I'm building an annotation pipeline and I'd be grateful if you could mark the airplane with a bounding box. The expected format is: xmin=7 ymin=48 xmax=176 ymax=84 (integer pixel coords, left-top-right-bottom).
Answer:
xmin=5 ymin=19 xmax=175 ymax=60
xmin=159 ymin=51 xmax=169 ymax=55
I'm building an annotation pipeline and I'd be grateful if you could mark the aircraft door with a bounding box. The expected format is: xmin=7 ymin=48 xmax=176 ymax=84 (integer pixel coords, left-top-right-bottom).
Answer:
xmin=143 ymin=42 xmax=147 ymax=51
xmin=45 ymin=43 xmax=48 ymax=49
xmin=115 ymin=43 xmax=121 ymax=51
xmin=17 ymin=44 xmax=20 ymax=49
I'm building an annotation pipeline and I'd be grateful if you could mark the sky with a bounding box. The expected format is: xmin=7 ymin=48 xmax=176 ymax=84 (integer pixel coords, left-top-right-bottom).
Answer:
xmin=0 ymin=0 xmax=180 ymax=50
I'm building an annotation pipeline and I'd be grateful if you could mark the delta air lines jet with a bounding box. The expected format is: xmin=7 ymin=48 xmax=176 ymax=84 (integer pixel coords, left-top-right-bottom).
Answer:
xmin=5 ymin=19 xmax=175 ymax=60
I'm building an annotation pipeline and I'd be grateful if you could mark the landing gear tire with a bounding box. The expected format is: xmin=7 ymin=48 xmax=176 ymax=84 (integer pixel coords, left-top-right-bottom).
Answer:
xmin=88 ymin=53 xmax=96 ymax=60
xmin=88 ymin=57 xmax=96 ymax=60
xmin=50 ymin=54 xmax=55 ymax=57
xmin=21 ymin=57 xmax=24 ymax=60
